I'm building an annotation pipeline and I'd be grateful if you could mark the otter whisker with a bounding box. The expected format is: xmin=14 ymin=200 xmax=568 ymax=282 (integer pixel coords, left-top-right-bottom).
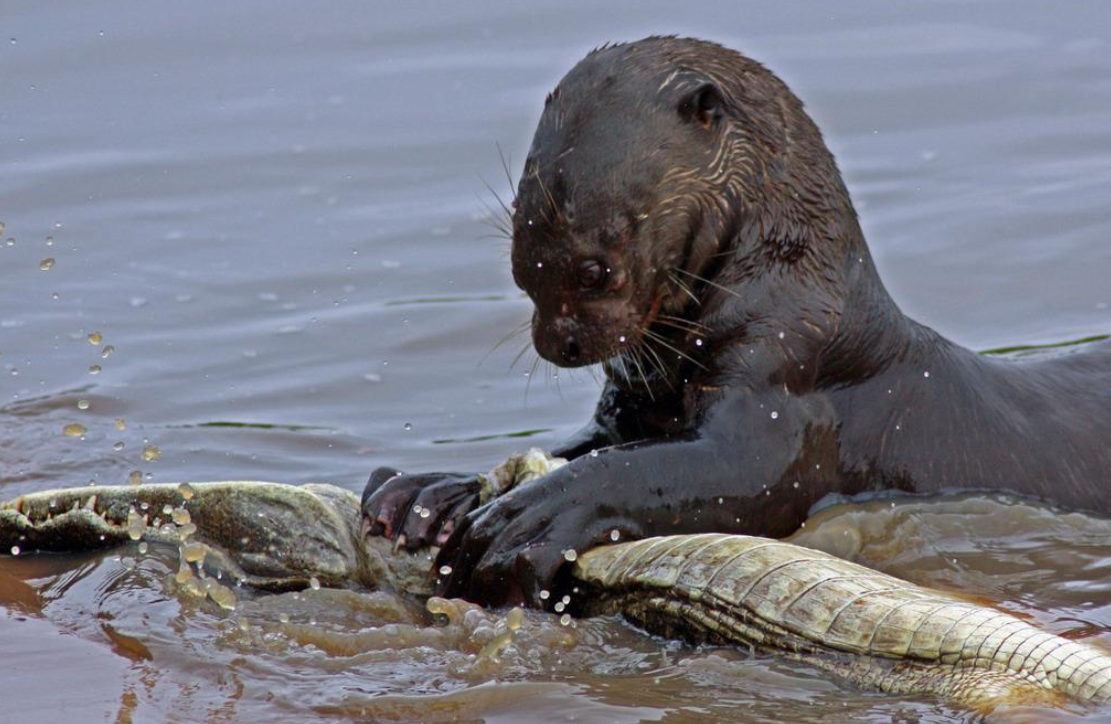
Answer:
xmin=673 ymin=267 xmax=741 ymax=300
xmin=585 ymin=363 xmax=603 ymax=388
xmin=523 ymin=353 xmax=542 ymax=404
xmin=496 ymin=142 xmax=517 ymax=203
xmin=667 ymin=272 xmax=702 ymax=307
xmin=624 ymin=346 xmax=656 ymax=402
xmin=476 ymin=215 xmax=513 ymax=243
xmin=658 ymin=313 xmax=707 ymax=331
xmin=478 ymin=178 xmax=515 ymax=227
xmin=654 ymin=315 xmax=709 ymax=335
xmin=638 ymin=337 xmax=676 ymax=392
xmin=544 ymin=358 xmax=566 ymax=401
xmin=615 ymin=353 xmax=632 ymax=381
xmin=475 ymin=189 xmax=514 ymax=243
xmin=484 ymin=320 xmax=532 ymax=366
xmin=477 ymin=219 xmax=513 ymax=242
xmin=531 ymin=164 xmax=562 ymax=225
xmin=509 ymin=339 xmax=535 ymax=371
xmin=643 ymin=329 xmax=707 ymax=370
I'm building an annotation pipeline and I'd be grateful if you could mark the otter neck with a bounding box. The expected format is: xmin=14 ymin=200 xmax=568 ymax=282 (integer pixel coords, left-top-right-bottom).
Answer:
xmin=816 ymin=231 xmax=941 ymax=389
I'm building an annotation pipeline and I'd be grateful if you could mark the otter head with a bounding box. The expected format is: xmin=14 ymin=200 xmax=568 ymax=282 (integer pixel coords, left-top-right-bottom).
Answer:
xmin=511 ymin=37 xmax=860 ymax=370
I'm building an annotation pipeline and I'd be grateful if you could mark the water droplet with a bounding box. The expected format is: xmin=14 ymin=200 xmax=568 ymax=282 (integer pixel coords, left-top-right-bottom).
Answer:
xmin=419 ymin=508 xmax=430 ymax=519
xmin=695 ymin=338 xmax=703 ymax=346
xmin=113 ymin=441 xmax=125 ymax=451
xmin=77 ymin=399 xmax=90 ymax=410
xmin=559 ymin=613 xmax=572 ymax=626
xmin=770 ymin=411 xmax=778 ymax=420
xmin=10 ymin=545 xmax=20 ymax=556
xmin=141 ymin=445 xmax=161 ymax=462
xmin=178 ymin=482 xmax=195 ymax=500
xmin=63 ymin=423 xmax=86 ymax=437
xmin=101 ymin=345 xmax=115 ymax=358
xmin=88 ymin=331 xmax=102 ymax=345
xmin=128 ymin=470 xmax=142 ymax=486
xmin=589 ymin=449 xmax=599 ymax=457
xmin=278 ymin=613 xmax=290 ymax=624
xmin=609 ymin=529 xmax=620 ymax=541
xmin=309 ymin=577 xmax=321 ymax=591
xmin=618 ymin=335 xmax=626 ymax=343
xmin=182 ymin=542 xmax=207 ymax=563
xmin=208 ymin=582 xmax=237 ymax=610
xmin=39 ymin=258 xmax=54 ymax=271
xmin=438 ymin=565 xmax=452 ymax=576
xmin=115 ymin=418 xmax=126 ymax=431
xmin=45 ymin=236 xmax=53 ymax=246
xmin=175 ymin=563 xmax=193 ymax=584
xmin=171 ymin=507 xmax=191 ymax=526
xmin=506 ymin=607 xmax=524 ymax=631
xmin=792 ymin=481 xmax=800 ymax=489
xmin=554 ymin=601 xmax=565 ymax=612
xmin=126 ymin=508 xmax=145 ymax=540
xmin=403 ymin=422 xmax=412 ymax=431
xmin=138 ymin=542 xmax=148 ymax=554
xmin=778 ymin=331 xmax=785 ymax=339
xmin=88 ymin=364 xmax=101 ymax=375
xmin=539 ymin=589 xmax=550 ymax=600
xmin=563 ymin=549 xmax=578 ymax=562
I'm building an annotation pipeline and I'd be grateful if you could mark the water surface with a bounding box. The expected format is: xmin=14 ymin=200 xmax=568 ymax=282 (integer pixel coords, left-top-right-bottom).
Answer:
xmin=2 ymin=0 xmax=1110 ymax=721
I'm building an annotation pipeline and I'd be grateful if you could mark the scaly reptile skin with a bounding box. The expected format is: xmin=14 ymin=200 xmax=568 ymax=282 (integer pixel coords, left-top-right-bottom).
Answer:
xmin=575 ymin=533 xmax=1111 ymax=709
xmin=4 ymin=482 xmax=1111 ymax=710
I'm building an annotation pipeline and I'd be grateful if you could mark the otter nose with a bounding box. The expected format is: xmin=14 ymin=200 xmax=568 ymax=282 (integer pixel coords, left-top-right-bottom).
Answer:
xmin=562 ymin=336 xmax=582 ymax=364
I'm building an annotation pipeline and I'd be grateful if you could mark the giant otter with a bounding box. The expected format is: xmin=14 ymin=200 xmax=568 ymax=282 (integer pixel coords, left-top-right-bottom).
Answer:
xmin=362 ymin=36 xmax=1111 ymax=607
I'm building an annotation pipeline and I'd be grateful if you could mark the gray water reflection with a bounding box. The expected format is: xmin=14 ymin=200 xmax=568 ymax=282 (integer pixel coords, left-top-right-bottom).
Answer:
xmin=1 ymin=0 xmax=1110 ymax=722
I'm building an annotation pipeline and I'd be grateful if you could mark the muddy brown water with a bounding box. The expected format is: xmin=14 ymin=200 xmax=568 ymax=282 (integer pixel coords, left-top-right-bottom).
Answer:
xmin=1 ymin=1 xmax=1110 ymax=722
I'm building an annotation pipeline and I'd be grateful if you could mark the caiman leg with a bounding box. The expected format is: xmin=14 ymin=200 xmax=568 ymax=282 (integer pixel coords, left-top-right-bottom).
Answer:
xmin=4 ymin=481 xmax=1111 ymax=711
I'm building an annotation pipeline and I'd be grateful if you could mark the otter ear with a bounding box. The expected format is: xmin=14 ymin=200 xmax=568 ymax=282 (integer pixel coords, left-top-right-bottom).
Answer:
xmin=677 ymin=82 xmax=725 ymax=130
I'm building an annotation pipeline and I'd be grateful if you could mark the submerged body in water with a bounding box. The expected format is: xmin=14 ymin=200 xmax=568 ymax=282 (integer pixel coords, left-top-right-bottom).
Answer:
xmin=5 ymin=477 xmax=1111 ymax=714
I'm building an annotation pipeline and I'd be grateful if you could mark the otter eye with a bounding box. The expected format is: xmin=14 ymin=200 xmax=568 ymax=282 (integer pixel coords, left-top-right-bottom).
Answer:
xmin=576 ymin=260 xmax=608 ymax=290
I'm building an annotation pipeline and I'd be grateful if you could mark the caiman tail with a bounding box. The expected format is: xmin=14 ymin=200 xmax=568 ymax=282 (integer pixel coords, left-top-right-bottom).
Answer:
xmin=575 ymin=534 xmax=1111 ymax=709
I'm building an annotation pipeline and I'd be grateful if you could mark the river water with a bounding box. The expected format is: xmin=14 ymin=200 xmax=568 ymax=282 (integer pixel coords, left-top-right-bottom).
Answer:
xmin=1 ymin=0 xmax=1110 ymax=721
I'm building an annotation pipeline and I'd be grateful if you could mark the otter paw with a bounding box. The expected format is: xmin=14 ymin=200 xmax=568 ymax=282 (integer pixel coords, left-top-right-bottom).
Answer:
xmin=360 ymin=470 xmax=483 ymax=549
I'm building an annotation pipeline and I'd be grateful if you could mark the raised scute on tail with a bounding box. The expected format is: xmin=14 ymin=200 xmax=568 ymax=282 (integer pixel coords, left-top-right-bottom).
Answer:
xmin=575 ymin=534 xmax=1111 ymax=709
